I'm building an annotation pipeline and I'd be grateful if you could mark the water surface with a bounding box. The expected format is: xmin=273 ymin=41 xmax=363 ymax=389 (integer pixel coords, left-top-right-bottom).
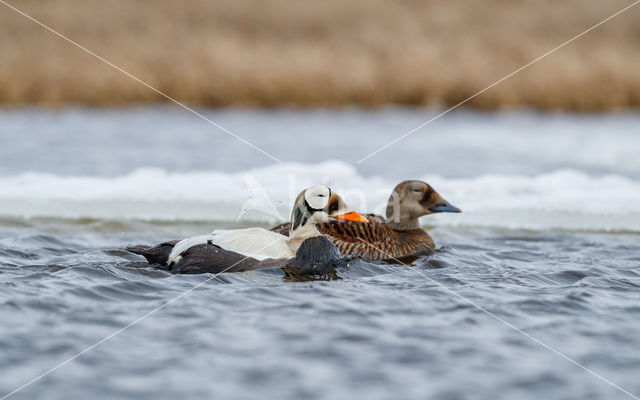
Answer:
xmin=1 ymin=108 xmax=639 ymax=399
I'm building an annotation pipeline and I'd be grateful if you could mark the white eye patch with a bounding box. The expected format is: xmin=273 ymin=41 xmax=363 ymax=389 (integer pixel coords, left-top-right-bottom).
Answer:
xmin=304 ymin=185 xmax=331 ymax=210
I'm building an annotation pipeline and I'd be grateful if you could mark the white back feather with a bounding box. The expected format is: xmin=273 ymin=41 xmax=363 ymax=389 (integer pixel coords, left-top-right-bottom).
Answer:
xmin=208 ymin=228 xmax=293 ymax=260
xmin=168 ymin=228 xmax=293 ymax=265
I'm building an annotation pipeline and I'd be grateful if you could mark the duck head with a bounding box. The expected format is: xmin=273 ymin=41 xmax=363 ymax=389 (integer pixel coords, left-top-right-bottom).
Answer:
xmin=385 ymin=180 xmax=460 ymax=230
xmin=289 ymin=185 xmax=367 ymax=239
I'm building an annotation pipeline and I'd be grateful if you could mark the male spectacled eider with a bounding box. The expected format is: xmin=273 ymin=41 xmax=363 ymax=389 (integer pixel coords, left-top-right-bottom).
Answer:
xmin=271 ymin=180 xmax=460 ymax=261
xmin=127 ymin=185 xmax=367 ymax=274
xmin=151 ymin=235 xmax=344 ymax=275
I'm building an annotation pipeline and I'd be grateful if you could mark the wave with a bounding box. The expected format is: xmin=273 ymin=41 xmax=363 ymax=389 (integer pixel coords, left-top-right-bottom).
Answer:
xmin=1 ymin=161 xmax=639 ymax=232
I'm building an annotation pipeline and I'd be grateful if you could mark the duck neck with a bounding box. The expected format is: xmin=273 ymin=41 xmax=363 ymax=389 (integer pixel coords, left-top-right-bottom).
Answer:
xmin=386 ymin=195 xmax=422 ymax=230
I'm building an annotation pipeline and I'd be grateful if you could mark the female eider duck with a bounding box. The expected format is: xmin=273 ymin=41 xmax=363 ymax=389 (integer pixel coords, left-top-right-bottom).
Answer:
xmin=271 ymin=180 xmax=460 ymax=261
xmin=127 ymin=185 xmax=366 ymax=273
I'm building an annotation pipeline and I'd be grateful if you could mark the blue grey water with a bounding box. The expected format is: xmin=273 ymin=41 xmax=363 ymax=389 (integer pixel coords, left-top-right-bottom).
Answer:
xmin=1 ymin=107 xmax=640 ymax=400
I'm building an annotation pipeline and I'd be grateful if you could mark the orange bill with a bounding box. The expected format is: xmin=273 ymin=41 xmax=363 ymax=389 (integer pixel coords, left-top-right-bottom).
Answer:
xmin=333 ymin=211 xmax=368 ymax=222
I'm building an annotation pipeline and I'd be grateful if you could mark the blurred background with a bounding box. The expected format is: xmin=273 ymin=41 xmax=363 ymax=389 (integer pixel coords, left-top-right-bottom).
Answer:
xmin=1 ymin=0 xmax=639 ymax=110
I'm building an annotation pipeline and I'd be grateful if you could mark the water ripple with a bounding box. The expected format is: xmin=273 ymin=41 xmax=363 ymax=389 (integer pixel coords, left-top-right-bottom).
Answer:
xmin=1 ymin=226 xmax=640 ymax=400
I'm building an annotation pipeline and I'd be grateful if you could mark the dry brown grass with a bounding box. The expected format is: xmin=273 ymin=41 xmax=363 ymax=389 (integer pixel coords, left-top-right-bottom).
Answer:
xmin=1 ymin=0 xmax=639 ymax=110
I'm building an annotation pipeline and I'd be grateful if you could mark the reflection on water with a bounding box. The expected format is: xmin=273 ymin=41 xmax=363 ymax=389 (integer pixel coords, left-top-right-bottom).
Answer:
xmin=2 ymin=107 xmax=640 ymax=178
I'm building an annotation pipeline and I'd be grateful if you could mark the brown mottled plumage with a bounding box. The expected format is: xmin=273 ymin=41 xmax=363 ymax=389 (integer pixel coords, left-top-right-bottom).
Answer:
xmin=270 ymin=180 xmax=460 ymax=261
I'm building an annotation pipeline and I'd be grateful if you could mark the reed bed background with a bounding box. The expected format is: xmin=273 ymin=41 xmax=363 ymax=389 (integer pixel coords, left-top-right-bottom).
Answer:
xmin=1 ymin=0 xmax=639 ymax=110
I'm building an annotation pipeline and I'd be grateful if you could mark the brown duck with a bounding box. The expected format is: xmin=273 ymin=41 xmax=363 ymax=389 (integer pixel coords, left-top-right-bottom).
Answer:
xmin=271 ymin=180 xmax=460 ymax=261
